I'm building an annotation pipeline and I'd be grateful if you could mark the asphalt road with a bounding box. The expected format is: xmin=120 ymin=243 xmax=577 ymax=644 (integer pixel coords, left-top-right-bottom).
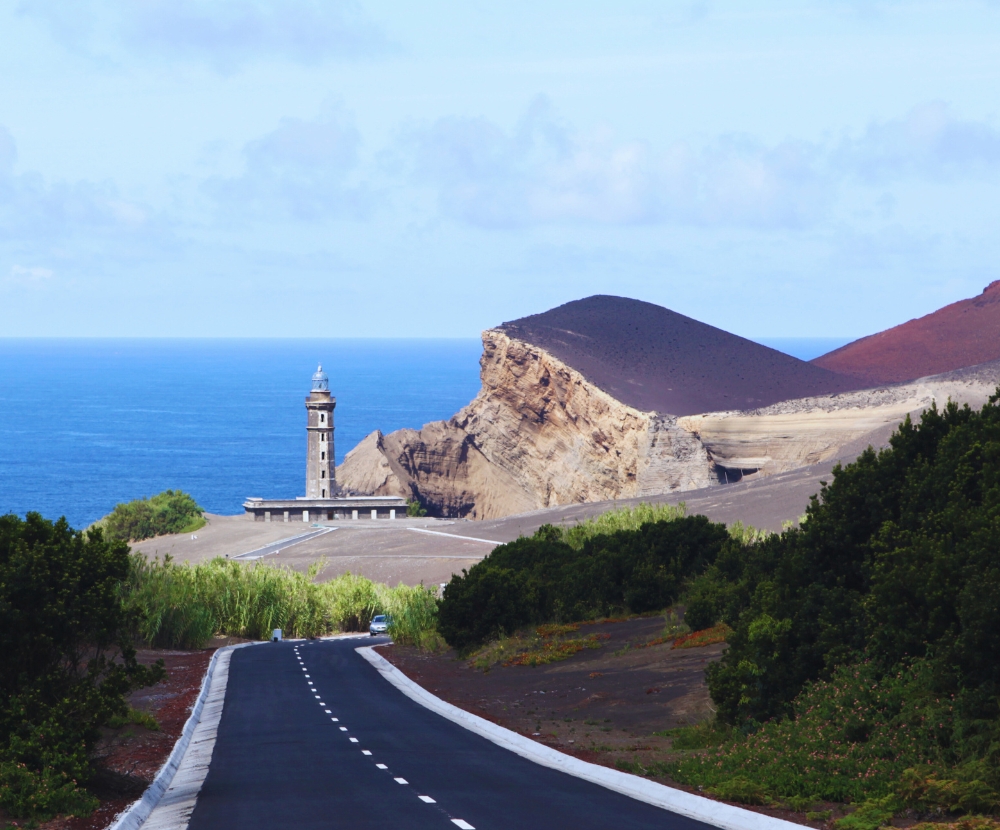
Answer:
xmin=186 ymin=637 xmax=714 ymax=830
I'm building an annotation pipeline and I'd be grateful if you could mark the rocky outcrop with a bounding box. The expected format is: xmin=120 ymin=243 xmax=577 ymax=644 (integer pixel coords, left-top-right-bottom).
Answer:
xmin=337 ymin=330 xmax=717 ymax=518
xmin=684 ymin=361 xmax=1000 ymax=476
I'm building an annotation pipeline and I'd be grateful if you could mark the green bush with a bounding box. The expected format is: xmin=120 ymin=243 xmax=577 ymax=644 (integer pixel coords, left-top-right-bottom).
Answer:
xmin=98 ymin=490 xmax=205 ymax=542
xmin=0 ymin=513 xmax=163 ymax=821
xmin=406 ymin=498 xmax=428 ymax=518
xmin=437 ymin=515 xmax=731 ymax=652
xmin=693 ymin=395 xmax=1000 ymax=733
xmin=669 ymin=657 xmax=999 ymax=806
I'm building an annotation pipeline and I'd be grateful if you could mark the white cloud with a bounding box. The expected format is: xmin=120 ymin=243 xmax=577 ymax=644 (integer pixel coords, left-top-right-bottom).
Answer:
xmin=17 ymin=0 xmax=393 ymax=70
xmin=837 ymin=101 xmax=1000 ymax=183
xmin=404 ymin=97 xmax=831 ymax=229
xmin=0 ymin=124 xmax=156 ymax=254
xmin=10 ymin=265 xmax=55 ymax=285
xmin=204 ymin=109 xmax=370 ymax=219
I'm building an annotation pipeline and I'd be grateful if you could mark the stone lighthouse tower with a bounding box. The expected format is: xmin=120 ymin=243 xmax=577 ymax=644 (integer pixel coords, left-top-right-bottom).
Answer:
xmin=305 ymin=365 xmax=336 ymax=498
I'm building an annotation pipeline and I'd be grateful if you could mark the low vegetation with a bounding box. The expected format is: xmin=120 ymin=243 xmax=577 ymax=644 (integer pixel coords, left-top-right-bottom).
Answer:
xmin=557 ymin=502 xmax=687 ymax=549
xmin=95 ymin=489 xmax=205 ymax=542
xmin=437 ymin=514 xmax=732 ymax=653
xmin=0 ymin=514 xmax=163 ymax=823
xmin=124 ymin=553 xmax=439 ymax=648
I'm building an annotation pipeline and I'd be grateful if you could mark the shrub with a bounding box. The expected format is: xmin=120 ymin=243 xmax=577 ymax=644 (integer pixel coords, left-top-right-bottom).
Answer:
xmin=406 ymin=498 xmax=428 ymax=518
xmin=670 ymin=658 xmax=986 ymax=806
xmin=437 ymin=515 xmax=731 ymax=652
xmin=0 ymin=513 xmax=163 ymax=821
xmin=699 ymin=395 xmax=1000 ymax=731
xmin=98 ymin=490 xmax=205 ymax=542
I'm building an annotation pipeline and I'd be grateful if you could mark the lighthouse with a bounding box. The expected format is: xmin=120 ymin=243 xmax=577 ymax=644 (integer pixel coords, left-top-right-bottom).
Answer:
xmin=305 ymin=365 xmax=336 ymax=498
xmin=242 ymin=367 xmax=406 ymax=522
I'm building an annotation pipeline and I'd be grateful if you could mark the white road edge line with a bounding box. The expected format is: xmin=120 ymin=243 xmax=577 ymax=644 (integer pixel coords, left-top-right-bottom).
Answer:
xmin=108 ymin=642 xmax=255 ymax=830
xmin=233 ymin=526 xmax=336 ymax=560
xmin=357 ymin=647 xmax=805 ymax=830
xmin=405 ymin=527 xmax=501 ymax=545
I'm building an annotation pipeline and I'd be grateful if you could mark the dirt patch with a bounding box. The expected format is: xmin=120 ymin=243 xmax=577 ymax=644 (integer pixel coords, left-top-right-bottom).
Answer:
xmin=378 ymin=617 xmax=820 ymax=828
xmin=35 ymin=637 xmax=247 ymax=830
xmin=378 ymin=617 xmax=718 ymax=749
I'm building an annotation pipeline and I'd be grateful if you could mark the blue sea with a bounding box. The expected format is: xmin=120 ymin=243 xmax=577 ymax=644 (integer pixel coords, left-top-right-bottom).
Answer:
xmin=0 ymin=336 xmax=847 ymax=529
xmin=0 ymin=340 xmax=483 ymax=528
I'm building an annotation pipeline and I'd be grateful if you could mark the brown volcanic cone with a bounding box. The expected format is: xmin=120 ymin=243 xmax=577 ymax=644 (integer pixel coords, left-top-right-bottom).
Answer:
xmin=812 ymin=281 xmax=1000 ymax=385
xmin=498 ymin=295 xmax=864 ymax=417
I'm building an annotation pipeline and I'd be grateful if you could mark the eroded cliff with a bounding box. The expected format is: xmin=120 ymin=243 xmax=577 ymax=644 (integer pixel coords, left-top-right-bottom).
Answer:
xmin=338 ymin=330 xmax=716 ymax=518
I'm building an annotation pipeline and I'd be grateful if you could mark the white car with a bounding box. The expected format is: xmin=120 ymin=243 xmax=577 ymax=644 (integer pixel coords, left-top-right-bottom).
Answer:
xmin=369 ymin=614 xmax=390 ymax=636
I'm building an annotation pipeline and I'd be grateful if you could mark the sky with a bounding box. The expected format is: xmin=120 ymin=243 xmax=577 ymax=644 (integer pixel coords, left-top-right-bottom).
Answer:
xmin=2 ymin=1 xmax=1000 ymax=338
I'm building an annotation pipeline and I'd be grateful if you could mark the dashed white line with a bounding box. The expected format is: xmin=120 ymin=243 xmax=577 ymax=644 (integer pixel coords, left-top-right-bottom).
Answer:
xmin=314 ymin=695 xmax=320 ymax=699
xmin=394 ymin=777 xmax=408 ymax=785
xmin=331 ymin=718 xmax=339 ymax=722
xmin=339 ymin=727 xmax=347 ymax=732
xmin=376 ymin=764 xmax=388 ymax=770
xmin=418 ymin=795 xmax=436 ymax=803
xmin=324 ymin=709 xmax=331 ymax=713
xmin=451 ymin=821 xmax=475 ymax=829
xmin=349 ymin=738 xmax=359 ymax=743
xmin=362 ymin=750 xmax=371 ymax=756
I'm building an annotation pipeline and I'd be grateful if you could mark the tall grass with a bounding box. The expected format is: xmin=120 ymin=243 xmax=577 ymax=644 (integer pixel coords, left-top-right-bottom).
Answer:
xmin=123 ymin=554 xmax=438 ymax=648
xmin=560 ymin=502 xmax=688 ymax=549
xmin=558 ymin=502 xmax=771 ymax=549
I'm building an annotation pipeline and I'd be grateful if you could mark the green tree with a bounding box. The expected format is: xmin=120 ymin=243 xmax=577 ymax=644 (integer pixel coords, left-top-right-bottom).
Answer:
xmin=0 ymin=513 xmax=163 ymax=820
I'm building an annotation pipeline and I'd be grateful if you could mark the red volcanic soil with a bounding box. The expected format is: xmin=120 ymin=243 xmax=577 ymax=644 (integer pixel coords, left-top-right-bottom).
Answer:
xmin=499 ymin=296 xmax=865 ymax=416
xmin=813 ymin=281 xmax=1000 ymax=384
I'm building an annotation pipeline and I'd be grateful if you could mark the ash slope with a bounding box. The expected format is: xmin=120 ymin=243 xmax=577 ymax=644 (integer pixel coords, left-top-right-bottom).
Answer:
xmin=499 ymin=295 xmax=864 ymax=417
xmin=813 ymin=281 xmax=1000 ymax=385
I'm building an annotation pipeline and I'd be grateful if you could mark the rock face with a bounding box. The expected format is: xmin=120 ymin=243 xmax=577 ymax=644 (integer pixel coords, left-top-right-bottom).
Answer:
xmin=338 ymin=294 xmax=1000 ymax=520
xmin=338 ymin=329 xmax=718 ymax=518
xmin=812 ymin=281 xmax=1000 ymax=384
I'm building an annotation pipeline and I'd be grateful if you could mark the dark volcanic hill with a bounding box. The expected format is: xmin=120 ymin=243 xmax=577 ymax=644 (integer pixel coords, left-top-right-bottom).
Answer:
xmin=811 ymin=281 xmax=1000 ymax=385
xmin=498 ymin=295 xmax=865 ymax=416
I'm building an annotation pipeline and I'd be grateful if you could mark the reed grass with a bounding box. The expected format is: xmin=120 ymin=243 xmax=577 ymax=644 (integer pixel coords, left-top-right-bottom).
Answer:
xmin=123 ymin=553 xmax=438 ymax=648
xmin=560 ymin=502 xmax=688 ymax=549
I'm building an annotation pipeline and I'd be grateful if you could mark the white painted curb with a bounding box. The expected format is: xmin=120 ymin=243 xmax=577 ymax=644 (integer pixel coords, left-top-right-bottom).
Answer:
xmin=106 ymin=642 xmax=255 ymax=830
xmin=357 ymin=646 xmax=805 ymax=830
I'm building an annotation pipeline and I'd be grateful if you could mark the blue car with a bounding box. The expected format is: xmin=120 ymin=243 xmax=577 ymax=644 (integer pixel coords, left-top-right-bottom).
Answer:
xmin=369 ymin=614 xmax=391 ymax=636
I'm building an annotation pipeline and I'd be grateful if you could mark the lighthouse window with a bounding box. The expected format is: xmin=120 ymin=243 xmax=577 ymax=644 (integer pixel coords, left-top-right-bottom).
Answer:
xmin=321 ymin=451 xmax=325 ymax=460
xmin=321 ymin=433 xmax=325 ymax=442
xmin=321 ymin=470 xmax=326 ymax=478
xmin=320 ymin=414 xmax=325 ymax=423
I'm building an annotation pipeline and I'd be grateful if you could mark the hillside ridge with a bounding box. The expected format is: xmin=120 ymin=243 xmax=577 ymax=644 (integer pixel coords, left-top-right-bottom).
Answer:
xmin=499 ymin=295 xmax=863 ymax=416
xmin=812 ymin=281 xmax=1000 ymax=384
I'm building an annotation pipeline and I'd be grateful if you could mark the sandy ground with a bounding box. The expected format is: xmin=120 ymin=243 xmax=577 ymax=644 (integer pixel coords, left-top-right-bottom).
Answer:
xmin=131 ymin=456 xmax=848 ymax=585
xmin=131 ymin=515 xmax=496 ymax=586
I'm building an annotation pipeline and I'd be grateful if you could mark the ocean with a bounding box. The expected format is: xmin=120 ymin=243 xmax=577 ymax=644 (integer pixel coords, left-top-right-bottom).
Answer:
xmin=0 ymin=336 xmax=848 ymax=529
xmin=0 ymin=339 xmax=483 ymax=528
